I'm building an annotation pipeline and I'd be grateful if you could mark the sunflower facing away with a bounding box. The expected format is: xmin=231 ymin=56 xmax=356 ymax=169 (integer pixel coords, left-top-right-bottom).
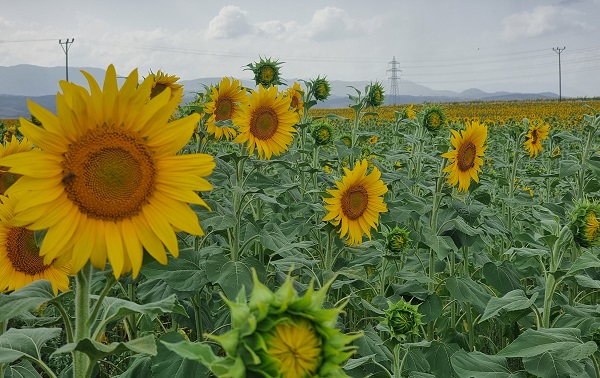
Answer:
xmin=441 ymin=120 xmax=488 ymax=192
xmin=0 ymin=194 xmax=71 ymax=294
xmin=286 ymin=81 xmax=304 ymax=114
xmin=0 ymin=65 xmax=215 ymax=279
xmin=149 ymin=69 xmax=183 ymax=102
xmin=233 ymin=84 xmax=299 ymax=159
xmin=204 ymin=77 xmax=248 ymax=141
xmin=523 ymin=122 xmax=550 ymax=157
xmin=323 ymin=159 xmax=388 ymax=245
xmin=571 ymin=200 xmax=600 ymax=248
xmin=0 ymin=135 xmax=33 ymax=195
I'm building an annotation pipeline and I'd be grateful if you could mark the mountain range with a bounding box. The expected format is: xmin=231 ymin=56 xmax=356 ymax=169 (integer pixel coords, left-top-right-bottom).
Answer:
xmin=0 ymin=64 xmax=560 ymax=119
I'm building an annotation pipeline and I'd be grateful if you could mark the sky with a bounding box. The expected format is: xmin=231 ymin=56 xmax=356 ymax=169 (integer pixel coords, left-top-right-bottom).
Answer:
xmin=1 ymin=0 xmax=599 ymax=97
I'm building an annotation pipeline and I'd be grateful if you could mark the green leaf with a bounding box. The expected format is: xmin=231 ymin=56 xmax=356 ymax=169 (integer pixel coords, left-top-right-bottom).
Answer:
xmin=0 ymin=327 xmax=62 ymax=364
xmin=401 ymin=347 xmax=430 ymax=375
xmin=115 ymin=356 xmax=152 ymax=378
xmin=151 ymin=332 xmax=208 ymax=378
xmin=559 ymin=160 xmax=581 ymax=178
xmin=445 ymin=277 xmax=492 ymax=314
xmin=161 ymin=338 xmax=238 ymax=377
xmin=97 ymin=294 xmax=187 ymax=325
xmin=215 ymin=261 xmax=254 ymax=299
xmin=0 ymin=281 xmax=62 ymax=322
xmin=479 ymin=290 xmax=538 ymax=323
xmin=451 ymin=350 xmax=525 ymax=377
xmin=568 ymin=251 xmax=600 ymax=275
xmin=423 ymin=341 xmax=458 ymax=378
xmin=354 ymin=324 xmax=393 ymax=366
xmin=5 ymin=360 xmax=42 ymax=378
xmin=573 ymin=275 xmax=600 ymax=289
xmin=523 ymin=352 xmax=585 ymax=378
xmin=141 ymin=248 xmax=209 ymax=293
xmin=498 ymin=328 xmax=597 ymax=359
xmin=54 ymin=335 xmax=157 ymax=361
xmin=482 ymin=261 xmax=524 ymax=295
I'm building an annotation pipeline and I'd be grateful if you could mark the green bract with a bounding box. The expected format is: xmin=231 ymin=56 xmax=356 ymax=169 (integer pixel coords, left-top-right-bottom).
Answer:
xmin=382 ymin=299 xmax=423 ymax=341
xmin=422 ymin=105 xmax=446 ymax=132
xmin=310 ymin=76 xmax=332 ymax=101
xmin=570 ymin=200 xmax=600 ymax=248
xmin=365 ymin=81 xmax=385 ymax=108
xmin=312 ymin=121 xmax=334 ymax=146
xmin=245 ymin=57 xmax=284 ymax=87
xmin=386 ymin=226 xmax=411 ymax=256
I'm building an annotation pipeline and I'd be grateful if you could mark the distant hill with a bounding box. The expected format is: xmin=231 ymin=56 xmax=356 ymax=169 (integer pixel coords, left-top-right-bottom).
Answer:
xmin=0 ymin=64 xmax=560 ymax=118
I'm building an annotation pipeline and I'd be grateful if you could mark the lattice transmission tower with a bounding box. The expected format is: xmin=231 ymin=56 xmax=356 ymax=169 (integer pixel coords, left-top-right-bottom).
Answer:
xmin=387 ymin=56 xmax=401 ymax=104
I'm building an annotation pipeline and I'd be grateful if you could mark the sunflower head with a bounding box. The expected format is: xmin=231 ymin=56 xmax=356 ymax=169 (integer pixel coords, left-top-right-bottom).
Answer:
xmin=422 ymin=105 xmax=446 ymax=132
xmin=552 ymin=145 xmax=561 ymax=158
xmin=311 ymin=121 xmax=333 ymax=146
xmin=365 ymin=81 xmax=385 ymax=108
xmin=148 ymin=70 xmax=184 ymax=102
xmin=524 ymin=121 xmax=550 ymax=158
xmin=310 ymin=76 xmax=331 ymax=101
xmin=369 ymin=135 xmax=378 ymax=144
xmin=201 ymin=270 xmax=360 ymax=377
xmin=0 ymin=136 xmax=34 ymax=195
xmin=0 ymin=194 xmax=71 ymax=294
xmin=340 ymin=134 xmax=352 ymax=147
xmin=570 ymin=200 xmax=600 ymax=248
xmin=323 ymin=159 xmax=388 ymax=245
xmin=204 ymin=77 xmax=248 ymax=141
xmin=382 ymin=299 xmax=423 ymax=341
xmin=441 ymin=120 xmax=488 ymax=192
xmin=400 ymin=104 xmax=417 ymax=120
xmin=245 ymin=57 xmax=284 ymax=87
xmin=286 ymin=82 xmax=305 ymax=114
xmin=386 ymin=226 xmax=411 ymax=256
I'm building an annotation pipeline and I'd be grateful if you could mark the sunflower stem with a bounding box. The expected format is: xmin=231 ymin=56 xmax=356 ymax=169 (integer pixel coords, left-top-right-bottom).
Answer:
xmin=192 ymin=292 xmax=204 ymax=341
xmin=542 ymin=224 xmax=570 ymax=328
xmin=577 ymin=127 xmax=595 ymax=201
xmin=0 ymin=320 xmax=5 ymax=378
xmin=73 ymin=262 xmax=93 ymax=378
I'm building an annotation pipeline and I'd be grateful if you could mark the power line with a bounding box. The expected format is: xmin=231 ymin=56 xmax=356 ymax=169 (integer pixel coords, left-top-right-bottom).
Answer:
xmin=59 ymin=38 xmax=75 ymax=82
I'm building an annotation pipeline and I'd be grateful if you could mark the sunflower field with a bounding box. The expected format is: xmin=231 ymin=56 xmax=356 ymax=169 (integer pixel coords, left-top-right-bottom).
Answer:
xmin=1 ymin=58 xmax=600 ymax=378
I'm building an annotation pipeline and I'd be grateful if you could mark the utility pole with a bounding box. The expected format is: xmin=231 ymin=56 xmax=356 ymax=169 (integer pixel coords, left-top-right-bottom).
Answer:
xmin=59 ymin=38 xmax=75 ymax=82
xmin=553 ymin=47 xmax=565 ymax=101
xmin=387 ymin=56 xmax=401 ymax=105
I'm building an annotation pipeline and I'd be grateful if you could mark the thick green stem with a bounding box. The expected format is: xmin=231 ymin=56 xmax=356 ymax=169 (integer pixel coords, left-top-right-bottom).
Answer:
xmin=52 ymin=302 xmax=74 ymax=343
xmin=192 ymin=293 xmax=204 ymax=341
xmin=230 ymin=155 xmax=246 ymax=262
xmin=542 ymin=273 xmax=558 ymax=328
xmin=577 ymin=128 xmax=595 ymax=201
xmin=542 ymin=225 xmax=571 ymax=328
xmin=73 ymin=263 xmax=93 ymax=378
xmin=0 ymin=320 xmax=5 ymax=378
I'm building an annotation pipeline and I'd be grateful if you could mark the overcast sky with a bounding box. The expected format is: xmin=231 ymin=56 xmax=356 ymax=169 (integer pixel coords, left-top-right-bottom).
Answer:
xmin=1 ymin=0 xmax=599 ymax=97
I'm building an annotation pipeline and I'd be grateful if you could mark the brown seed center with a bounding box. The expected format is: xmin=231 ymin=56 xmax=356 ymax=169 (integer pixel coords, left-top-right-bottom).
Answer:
xmin=341 ymin=185 xmax=369 ymax=220
xmin=250 ymin=107 xmax=278 ymax=140
xmin=215 ymin=97 xmax=234 ymax=121
xmin=62 ymin=127 xmax=156 ymax=221
xmin=6 ymin=227 xmax=48 ymax=275
xmin=457 ymin=141 xmax=476 ymax=172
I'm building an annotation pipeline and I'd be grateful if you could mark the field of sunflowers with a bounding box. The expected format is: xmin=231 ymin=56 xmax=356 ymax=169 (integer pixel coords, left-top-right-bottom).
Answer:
xmin=1 ymin=58 xmax=600 ymax=378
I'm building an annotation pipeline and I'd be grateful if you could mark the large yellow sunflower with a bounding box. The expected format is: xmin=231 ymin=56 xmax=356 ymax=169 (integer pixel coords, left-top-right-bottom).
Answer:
xmin=233 ymin=84 xmax=299 ymax=159
xmin=323 ymin=159 xmax=388 ymax=245
xmin=0 ymin=135 xmax=33 ymax=195
xmin=203 ymin=77 xmax=247 ymax=141
xmin=149 ymin=70 xmax=183 ymax=102
xmin=441 ymin=120 xmax=488 ymax=192
xmin=0 ymin=65 xmax=215 ymax=279
xmin=285 ymin=82 xmax=304 ymax=114
xmin=0 ymin=194 xmax=71 ymax=294
xmin=523 ymin=122 xmax=549 ymax=157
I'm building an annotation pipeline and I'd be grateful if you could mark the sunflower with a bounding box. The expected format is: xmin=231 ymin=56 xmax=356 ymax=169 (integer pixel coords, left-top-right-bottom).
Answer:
xmin=571 ymin=200 xmax=600 ymax=248
xmin=0 ymin=135 xmax=34 ymax=195
xmin=204 ymin=77 xmax=248 ymax=141
xmin=286 ymin=82 xmax=304 ymax=114
xmin=422 ymin=105 xmax=446 ymax=132
xmin=164 ymin=271 xmax=359 ymax=377
xmin=441 ymin=120 xmax=488 ymax=192
xmin=386 ymin=226 xmax=411 ymax=256
xmin=365 ymin=81 xmax=385 ymax=108
xmin=245 ymin=57 xmax=284 ymax=87
xmin=148 ymin=70 xmax=183 ymax=102
xmin=323 ymin=159 xmax=388 ymax=245
xmin=233 ymin=84 xmax=299 ymax=159
xmin=382 ymin=299 xmax=423 ymax=341
xmin=311 ymin=121 xmax=333 ymax=146
xmin=523 ymin=122 xmax=550 ymax=157
xmin=0 ymin=194 xmax=71 ymax=294
xmin=310 ymin=76 xmax=331 ymax=101
xmin=0 ymin=65 xmax=215 ymax=279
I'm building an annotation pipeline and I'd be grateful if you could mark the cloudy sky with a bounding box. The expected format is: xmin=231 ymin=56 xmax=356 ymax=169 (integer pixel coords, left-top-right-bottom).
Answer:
xmin=1 ymin=0 xmax=599 ymax=96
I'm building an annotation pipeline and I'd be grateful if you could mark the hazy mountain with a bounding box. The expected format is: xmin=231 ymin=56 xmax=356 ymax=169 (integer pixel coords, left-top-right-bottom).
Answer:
xmin=0 ymin=64 xmax=560 ymax=118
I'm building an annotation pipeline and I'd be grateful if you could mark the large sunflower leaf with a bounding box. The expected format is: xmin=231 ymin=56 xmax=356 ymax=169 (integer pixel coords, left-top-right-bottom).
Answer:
xmin=53 ymin=335 xmax=157 ymax=361
xmin=451 ymin=350 xmax=525 ymax=377
xmin=445 ymin=276 xmax=491 ymax=314
xmin=151 ymin=332 xmax=208 ymax=378
xmin=0 ymin=281 xmax=69 ymax=322
xmin=497 ymin=328 xmax=597 ymax=359
xmin=523 ymin=352 xmax=586 ymax=378
xmin=94 ymin=294 xmax=187 ymax=326
xmin=0 ymin=327 xmax=62 ymax=364
xmin=5 ymin=360 xmax=42 ymax=378
xmin=479 ymin=290 xmax=538 ymax=323
xmin=423 ymin=341 xmax=459 ymax=378
xmin=482 ymin=261 xmax=524 ymax=295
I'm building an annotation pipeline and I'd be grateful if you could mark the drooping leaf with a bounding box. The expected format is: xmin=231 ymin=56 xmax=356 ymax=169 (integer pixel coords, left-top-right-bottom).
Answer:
xmin=479 ymin=290 xmax=538 ymax=323
xmin=445 ymin=276 xmax=492 ymax=314
xmin=151 ymin=332 xmax=208 ymax=378
xmin=0 ymin=327 xmax=62 ymax=364
xmin=523 ymin=351 xmax=585 ymax=378
xmin=451 ymin=350 xmax=525 ymax=378
xmin=498 ymin=328 xmax=597 ymax=360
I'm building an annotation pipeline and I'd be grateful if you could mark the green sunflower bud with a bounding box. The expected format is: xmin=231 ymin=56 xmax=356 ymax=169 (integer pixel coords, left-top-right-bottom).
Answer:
xmin=340 ymin=134 xmax=352 ymax=147
xmin=166 ymin=270 xmax=361 ymax=378
xmin=384 ymin=298 xmax=423 ymax=340
xmin=310 ymin=76 xmax=331 ymax=101
xmin=365 ymin=81 xmax=385 ymax=108
xmin=422 ymin=105 xmax=446 ymax=132
xmin=386 ymin=227 xmax=411 ymax=256
xmin=245 ymin=57 xmax=284 ymax=87
xmin=570 ymin=200 xmax=600 ymax=248
xmin=311 ymin=121 xmax=334 ymax=146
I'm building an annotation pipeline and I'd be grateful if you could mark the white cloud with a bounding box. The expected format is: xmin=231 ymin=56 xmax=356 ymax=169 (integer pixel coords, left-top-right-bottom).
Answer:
xmin=205 ymin=5 xmax=253 ymax=39
xmin=303 ymin=7 xmax=363 ymax=41
xmin=502 ymin=5 xmax=587 ymax=40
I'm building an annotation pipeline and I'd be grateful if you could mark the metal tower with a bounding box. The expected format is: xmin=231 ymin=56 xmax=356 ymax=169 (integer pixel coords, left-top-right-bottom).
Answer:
xmin=387 ymin=56 xmax=401 ymax=104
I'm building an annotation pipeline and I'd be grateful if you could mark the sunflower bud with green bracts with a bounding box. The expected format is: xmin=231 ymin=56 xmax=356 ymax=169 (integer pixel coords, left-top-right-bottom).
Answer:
xmin=422 ymin=105 xmax=446 ymax=132
xmin=386 ymin=227 xmax=411 ymax=256
xmin=365 ymin=81 xmax=385 ymax=108
xmin=340 ymin=134 xmax=352 ymax=147
xmin=245 ymin=56 xmax=285 ymax=87
xmin=382 ymin=299 xmax=423 ymax=341
xmin=310 ymin=76 xmax=332 ymax=101
xmin=170 ymin=270 xmax=361 ymax=378
xmin=311 ymin=121 xmax=334 ymax=146
xmin=570 ymin=200 xmax=600 ymax=248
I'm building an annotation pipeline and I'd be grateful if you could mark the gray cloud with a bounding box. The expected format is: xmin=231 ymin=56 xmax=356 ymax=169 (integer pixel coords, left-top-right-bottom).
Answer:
xmin=205 ymin=5 xmax=253 ymax=39
xmin=502 ymin=5 xmax=587 ymax=40
xmin=303 ymin=7 xmax=363 ymax=41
